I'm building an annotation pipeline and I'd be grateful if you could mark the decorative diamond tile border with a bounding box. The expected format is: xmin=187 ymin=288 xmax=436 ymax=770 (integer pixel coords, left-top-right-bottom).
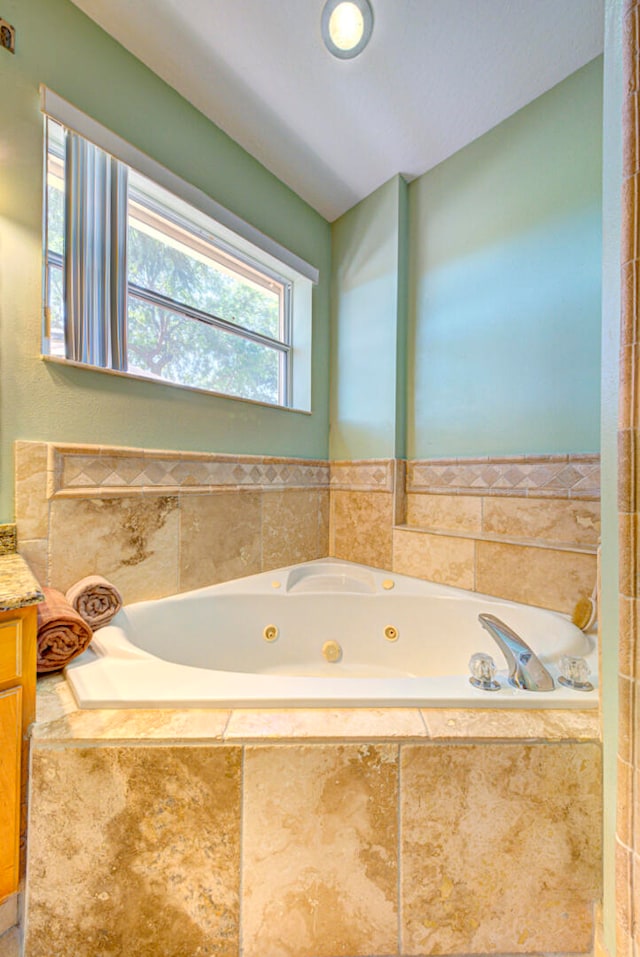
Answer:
xmin=329 ymin=460 xmax=395 ymax=492
xmin=407 ymin=455 xmax=600 ymax=500
xmin=51 ymin=444 xmax=329 ymax=497
xmin=22 ymin=443 xmax=600 ymax=502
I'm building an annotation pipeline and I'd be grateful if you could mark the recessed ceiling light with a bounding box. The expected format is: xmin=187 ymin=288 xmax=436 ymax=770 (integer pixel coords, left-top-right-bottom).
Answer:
xmin=321 ymin=0 xmax=374 ymax=60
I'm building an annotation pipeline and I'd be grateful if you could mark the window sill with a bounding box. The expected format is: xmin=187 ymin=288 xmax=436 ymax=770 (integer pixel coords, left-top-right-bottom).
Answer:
xmin=41 ymin=354 xmax=312 ymax=415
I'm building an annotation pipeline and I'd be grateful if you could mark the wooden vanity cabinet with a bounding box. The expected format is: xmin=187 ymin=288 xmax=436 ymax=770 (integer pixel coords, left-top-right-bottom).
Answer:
xmin=0 ymin=606 xmax=36 ymax=903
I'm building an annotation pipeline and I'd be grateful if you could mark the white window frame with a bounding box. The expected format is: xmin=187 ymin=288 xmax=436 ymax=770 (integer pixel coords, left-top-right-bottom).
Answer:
xmin=41 ymin=87 xmax=317 ymax=412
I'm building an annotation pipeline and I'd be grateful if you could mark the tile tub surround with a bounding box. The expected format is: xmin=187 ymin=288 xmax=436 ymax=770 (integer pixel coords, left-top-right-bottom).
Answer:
xmin=14 ymin=442 xmax=330 ymax=604
xmin=15 ymin=442 xmax=598 ymax=612
xmin=24 ymin=675 xmax=602 ymax=957
xmin=329 ymin=460 xmax=405 ymax=569
xmin=406 ymin=454 xmax=601 ymax=499
xmin=331 ymin=455 xmax=600 ymax=614
xmin=617 ymin=4 xmax=640 ymax=956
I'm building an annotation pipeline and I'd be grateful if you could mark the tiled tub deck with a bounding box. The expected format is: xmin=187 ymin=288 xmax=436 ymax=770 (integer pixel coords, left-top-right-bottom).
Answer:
xmin=24 ymin=676 xmax=602 ymax=957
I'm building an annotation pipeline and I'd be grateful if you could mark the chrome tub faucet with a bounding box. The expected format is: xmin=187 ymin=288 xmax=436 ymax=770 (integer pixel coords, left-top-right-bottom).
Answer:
xmin=478 ymin=613 xmax=555 ymax=692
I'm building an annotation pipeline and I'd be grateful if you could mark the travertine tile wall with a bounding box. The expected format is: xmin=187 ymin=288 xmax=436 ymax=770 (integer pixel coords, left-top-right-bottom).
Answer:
xmin=617 ymin=3 xmax=639 ymax=954
xmin=24 ymin=675 xmax=602 ymax=957
xmin=329 ymin=459 xmax=397 ymax=569
xmin=16 ymin=443 xmax=600 ymax=615
xmin=330 ymin=455 xmax=601 ymax=615
xmin=14 ymin=442 xmax=329 ymax=603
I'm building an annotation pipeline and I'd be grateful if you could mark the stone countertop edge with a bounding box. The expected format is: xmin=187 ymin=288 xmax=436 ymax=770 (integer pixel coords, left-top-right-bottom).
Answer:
xmin=0 ymin=553 xmax=45 ymax=611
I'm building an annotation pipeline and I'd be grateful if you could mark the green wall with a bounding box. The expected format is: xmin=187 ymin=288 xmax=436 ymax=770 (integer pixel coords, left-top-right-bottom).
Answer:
xmin=329 ymin=59 xmax=603 ymax=463
xmin=330 ymin=175 xmax=408 ymax=460
xmin=0 ymin=0 xmax=331 ymax=522
xmin=0 ymin=0 xmax=605 ymax=528
xmin=407 ymin=57 xmax=603 ymax=459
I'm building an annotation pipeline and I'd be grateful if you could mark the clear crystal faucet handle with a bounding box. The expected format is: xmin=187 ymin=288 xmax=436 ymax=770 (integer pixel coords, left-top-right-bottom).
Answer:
xmin=469 ymin=652 xmax=500 ymax=691
xmin=558 ymin=655 xmax=594 ymax=691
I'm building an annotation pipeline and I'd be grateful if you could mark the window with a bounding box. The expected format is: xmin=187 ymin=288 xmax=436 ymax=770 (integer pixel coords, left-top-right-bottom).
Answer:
xmin=43 ymin=100 xmax=315 ymax=410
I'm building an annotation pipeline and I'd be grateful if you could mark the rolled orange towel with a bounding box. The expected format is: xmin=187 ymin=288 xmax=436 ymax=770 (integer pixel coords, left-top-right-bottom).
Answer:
xmin=36 ymin=587 xmax=93 ymax=674
xmin=65 ymin=575 xmax=123 ymax=630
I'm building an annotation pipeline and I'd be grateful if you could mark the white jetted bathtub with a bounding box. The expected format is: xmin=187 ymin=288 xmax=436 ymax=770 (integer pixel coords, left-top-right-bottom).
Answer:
xmin=65 ymin=559 xmax=598 ymax=709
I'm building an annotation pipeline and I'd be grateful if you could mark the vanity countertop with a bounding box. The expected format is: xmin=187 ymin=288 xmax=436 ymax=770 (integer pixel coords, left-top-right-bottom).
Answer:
xmin=0 ymin=553 xmax=45 ymax=611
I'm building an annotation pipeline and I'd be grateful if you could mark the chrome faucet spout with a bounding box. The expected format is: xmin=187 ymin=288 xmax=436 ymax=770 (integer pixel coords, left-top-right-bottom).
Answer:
xmin=478 ymin=613 xmax=555 ymax=692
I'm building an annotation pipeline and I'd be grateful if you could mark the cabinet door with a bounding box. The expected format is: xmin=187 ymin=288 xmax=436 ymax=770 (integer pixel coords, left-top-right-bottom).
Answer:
xmin=0 ymin=687 xmax=21 ymax=901
xmin=0 ymin=619 xmax=21 ymax=685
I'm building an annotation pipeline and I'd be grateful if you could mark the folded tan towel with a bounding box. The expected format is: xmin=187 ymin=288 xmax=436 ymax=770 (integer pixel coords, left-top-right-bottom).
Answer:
xmin=36 ymin=587 xmax=93 ymax=674
xmin=65 ymin=575 xmax=123 ymax=630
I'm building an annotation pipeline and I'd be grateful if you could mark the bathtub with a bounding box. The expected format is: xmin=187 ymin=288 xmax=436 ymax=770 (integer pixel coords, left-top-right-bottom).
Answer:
xmin=64 ymin=558 xmax=598 ymax=709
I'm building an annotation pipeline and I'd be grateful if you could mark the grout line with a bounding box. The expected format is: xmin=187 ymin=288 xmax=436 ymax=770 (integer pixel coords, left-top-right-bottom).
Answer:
xmin=389 ymin=522 xmax=599 ymax=554
xmin=397 ymin=741 xmax=403 ymax=957
xmin=33 ymin=731 xmax=601 ymax=750
xmin=176 ymin=493 xmax=182 ymax=593
xmin=473 ymin=522 xmax=479 ymax=592
xmin=418 ymin=709 xmax=430 ymax=737
xmin=259 ymin=491 xmax=265 ymax=572
xmin=329 ymin=487 xmax=335 ymax=557
xmin=221 ymin=710 xmax=233 ymax=739
xmin=46 ymin=497 xmax=52 ymax=588
xmin=238 ymin=745 xmax=245 ymax=957
xmin=617 ymin=832 xmax=636 ymax=855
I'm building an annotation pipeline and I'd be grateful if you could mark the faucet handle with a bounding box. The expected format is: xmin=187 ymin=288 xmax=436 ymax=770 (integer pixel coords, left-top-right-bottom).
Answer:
xmin=558 ymin=655 xmax=594 ymax=691
xmin=469 ymin=652 xmax=500 ymax=691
